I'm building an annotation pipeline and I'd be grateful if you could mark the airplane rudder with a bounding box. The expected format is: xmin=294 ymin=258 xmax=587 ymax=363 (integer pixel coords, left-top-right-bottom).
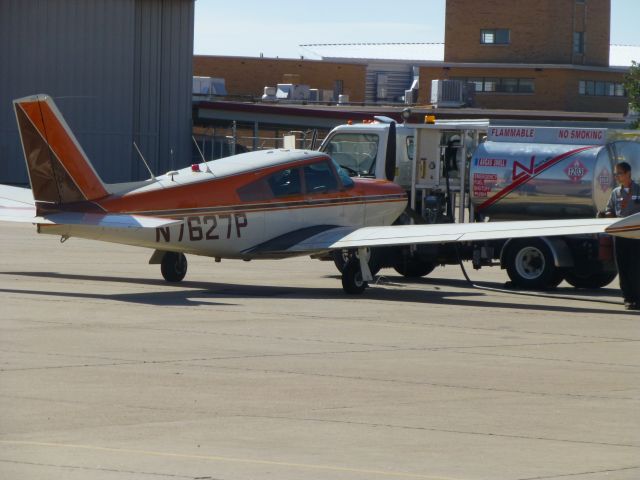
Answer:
xmin=14 ymin=95 xmax=109 ymax=204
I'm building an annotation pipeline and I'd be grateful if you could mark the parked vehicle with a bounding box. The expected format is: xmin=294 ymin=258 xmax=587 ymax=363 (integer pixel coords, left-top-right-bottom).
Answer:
xmin=319 ymin=117 xmax=640 ymax=289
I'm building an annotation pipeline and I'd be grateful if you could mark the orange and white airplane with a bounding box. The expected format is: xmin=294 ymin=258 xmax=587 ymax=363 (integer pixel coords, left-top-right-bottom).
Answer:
xmin=1 ymin=94 xmax=639 ymax=294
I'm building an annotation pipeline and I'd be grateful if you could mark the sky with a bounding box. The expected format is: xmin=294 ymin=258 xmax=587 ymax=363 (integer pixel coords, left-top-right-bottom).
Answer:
xmin=194 ymin=0 xmax=639 ymax=59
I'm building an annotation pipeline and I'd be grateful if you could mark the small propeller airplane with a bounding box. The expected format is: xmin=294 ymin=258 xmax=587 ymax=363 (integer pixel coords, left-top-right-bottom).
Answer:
xmin=1 ymin=94 xmax=639 ymax=294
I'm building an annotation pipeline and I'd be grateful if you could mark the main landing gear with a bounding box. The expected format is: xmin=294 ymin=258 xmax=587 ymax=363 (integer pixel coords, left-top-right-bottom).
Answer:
xmin=339 ymin=248 xmax=374 ymax=295
xmin=155 ymin=249 xmax=372 ymax=294
xmin=160 ymin=252 xmax=188 ymax=282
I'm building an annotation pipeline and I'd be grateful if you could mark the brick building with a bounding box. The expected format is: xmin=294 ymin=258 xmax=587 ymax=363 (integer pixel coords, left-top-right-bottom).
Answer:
xmin=419 ymin=0 xmax=629 ymax=113
xmin=196 ymin=0 xmax=634 ymax=114
xmin=193 ymin=56 xmax=367 ymax=103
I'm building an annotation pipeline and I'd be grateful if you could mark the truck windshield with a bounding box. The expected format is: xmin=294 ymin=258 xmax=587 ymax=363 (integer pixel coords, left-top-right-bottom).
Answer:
xmin=320 ymin=133 xmax=379 ymax=177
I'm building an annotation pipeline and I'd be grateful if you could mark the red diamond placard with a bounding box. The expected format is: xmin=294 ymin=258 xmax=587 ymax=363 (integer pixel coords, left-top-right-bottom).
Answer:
xmin=564 ymin=159 xmax=588 ymax=183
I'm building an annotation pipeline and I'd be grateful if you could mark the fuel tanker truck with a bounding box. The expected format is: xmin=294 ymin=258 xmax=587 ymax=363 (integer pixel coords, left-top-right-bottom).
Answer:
xmin=319 ymin=117 xmax=640 ymax=289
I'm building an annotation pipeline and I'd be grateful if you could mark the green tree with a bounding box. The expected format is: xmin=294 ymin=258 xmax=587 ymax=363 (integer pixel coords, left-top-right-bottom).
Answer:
xmin=624 ymin=61 xmax=640 ymax=128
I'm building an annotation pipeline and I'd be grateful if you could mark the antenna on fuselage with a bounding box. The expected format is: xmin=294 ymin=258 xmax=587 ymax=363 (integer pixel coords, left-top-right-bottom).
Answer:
xmin=133 ymin=142 xmax=157 ymax=181
xmin=192 ymin=136 xmax=214 ymax=174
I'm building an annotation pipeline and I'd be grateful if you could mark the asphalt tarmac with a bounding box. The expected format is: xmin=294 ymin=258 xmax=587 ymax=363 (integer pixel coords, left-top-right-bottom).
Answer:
xmin=1 ymin=221 xmax=638 ymax=480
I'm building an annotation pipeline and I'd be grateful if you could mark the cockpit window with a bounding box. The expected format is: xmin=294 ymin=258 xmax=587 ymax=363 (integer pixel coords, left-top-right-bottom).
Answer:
xmin=304 ymin=161 xmax=339 ymax=193
xmin=237 ymin=160 xmax=348 ymax=202
xmin=237 ymin=167 xmax=302 ymax=201
xmin=267 ymin=167 xmax=302 ymax=197
xmin=321 ymin=133 xmax=379 ymax=177
xmin=332 ymin=159 xmax=354 ymax=188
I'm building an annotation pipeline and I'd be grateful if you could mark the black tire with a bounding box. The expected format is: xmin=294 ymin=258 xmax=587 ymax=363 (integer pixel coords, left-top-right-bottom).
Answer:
xmin=564 ymin=269 xmax=617 ymax=289
xmin=393 ymin=255 xmax=436 ymax=278
xmin=332 ymin=248 xmax=381 ymax=276
xmin=504 ymin=239 xmax=561 ymax=290
xmin=341 ymin=260 xmax=368 ymax=294
xmin=161 ymin=252 xmax=187 ymax=282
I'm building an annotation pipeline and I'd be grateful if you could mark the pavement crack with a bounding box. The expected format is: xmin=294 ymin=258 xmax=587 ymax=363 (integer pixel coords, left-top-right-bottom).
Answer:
xmin=209 ymin=365 xmax=640 ymax=401
xmin=0 ymin=458 xmax=194 ymax=478
xmin=517 ymin=464 xmax=640 ymax=479
xmin=230 ymin=414 xmax=640 ymax=449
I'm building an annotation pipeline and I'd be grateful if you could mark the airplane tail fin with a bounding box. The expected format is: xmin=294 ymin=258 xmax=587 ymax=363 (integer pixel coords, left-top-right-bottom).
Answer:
xmin=13 ymin=94 xmax=109 ymax=208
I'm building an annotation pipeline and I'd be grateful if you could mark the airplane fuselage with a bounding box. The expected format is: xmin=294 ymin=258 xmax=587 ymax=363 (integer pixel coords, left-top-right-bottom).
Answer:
xmin=38 ymin=149 xmax=407 ymax=259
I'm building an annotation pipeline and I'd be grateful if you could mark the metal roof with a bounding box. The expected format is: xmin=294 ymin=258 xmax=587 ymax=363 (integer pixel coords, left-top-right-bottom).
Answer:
xmin=301 ymin=42 xmax=639 ymax=68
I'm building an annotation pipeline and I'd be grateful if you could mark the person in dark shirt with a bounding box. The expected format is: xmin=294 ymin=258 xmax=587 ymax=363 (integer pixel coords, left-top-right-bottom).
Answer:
xmin=599 ymin=162 xmax=640 ymax=310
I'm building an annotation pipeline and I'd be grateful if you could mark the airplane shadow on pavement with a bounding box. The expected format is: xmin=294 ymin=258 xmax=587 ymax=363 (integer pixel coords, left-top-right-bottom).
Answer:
xmin=0 ymin=271 xmax=633 ymax=316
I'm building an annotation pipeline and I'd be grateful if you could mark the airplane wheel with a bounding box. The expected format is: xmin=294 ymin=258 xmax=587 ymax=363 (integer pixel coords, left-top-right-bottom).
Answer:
xmin=504 ymin=239 xmax=560 ymax=290
xmin=341 ymin=260 xmax=367 ymax=294
xmin=161 ymin=252 xmax=187 ymax=282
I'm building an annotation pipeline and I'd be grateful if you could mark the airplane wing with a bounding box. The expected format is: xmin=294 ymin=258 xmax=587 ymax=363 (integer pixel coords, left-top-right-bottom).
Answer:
xmin=0 ymin=184 xmax=179 ymax=229
xmin=285 ymin=214 xmax=640 ymax=254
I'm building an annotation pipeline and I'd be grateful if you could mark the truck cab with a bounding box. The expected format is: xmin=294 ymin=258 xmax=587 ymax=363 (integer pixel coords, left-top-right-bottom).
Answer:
xmin=318 ymin=118 xmax=415 ymax=188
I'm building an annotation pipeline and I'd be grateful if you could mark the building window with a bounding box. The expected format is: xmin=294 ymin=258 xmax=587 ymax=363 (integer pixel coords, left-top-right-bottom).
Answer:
xmin=480 ymin=29 xmax=510 ymax=45
xmin=518 ymin=79 xmax=535 ymax=93
xmin=573 ymin=32 xmax=584 ymax=54
xmin=453 ymin=77 xmax=534 ymax=94
xmin=579 ymin=80 xmax=626 ymax=97
xmin=469 ymin=78 xmax=484 ymax=93
xmin=483 ymin=78 xmax=498 ymax=92
xmin=333 ymin=80 xmax=343 ymax=101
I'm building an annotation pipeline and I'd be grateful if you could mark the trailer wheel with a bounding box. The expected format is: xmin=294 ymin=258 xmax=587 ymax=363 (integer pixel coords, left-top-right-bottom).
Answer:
xmin=504 ymin=239 xmax=562 ymax=290
xmin=341 ymin=260 xmax=368 ymax=294
xmin=161 ymin=252 xmax=187 ymax=282
xmin=564 ymin=269 xmax=617 ymax=289
xmin=332 ymin=248 xmax=381 ymax=276
xmin=393 ymin=255 xmax=436 ymax=278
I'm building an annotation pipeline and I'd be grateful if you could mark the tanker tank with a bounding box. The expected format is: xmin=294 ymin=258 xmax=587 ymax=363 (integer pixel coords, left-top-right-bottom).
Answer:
xmin=469 ymin=126 xmax=640 ymax=220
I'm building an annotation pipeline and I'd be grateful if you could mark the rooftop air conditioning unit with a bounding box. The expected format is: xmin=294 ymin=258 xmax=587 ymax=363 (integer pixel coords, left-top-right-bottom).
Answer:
xmin=405 ymin=77 xmax=419 ymax=104
xmin=276 ymin=84 xmax=310 ymax=101
xmin=262 ymin=86 xmax=278 ymax=102
xmin=431 ymin=79 xmax=475 ymax=108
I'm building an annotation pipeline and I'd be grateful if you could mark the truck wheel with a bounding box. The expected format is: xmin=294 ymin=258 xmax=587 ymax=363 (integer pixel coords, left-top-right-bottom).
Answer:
xmin=341 ymin=260 xmax=368 ymax=294
xmin=332 ymin=248 xmax=381 ymax=276
xmin=393 ymin=255 xmax=436 ymax=278
xmin=161 ymin=252 xmax=187 ymax=282
xmin=504 ymin=239 xmax=562 ymax=290
xmin=564 ymin=269 xmax=617 ymax=289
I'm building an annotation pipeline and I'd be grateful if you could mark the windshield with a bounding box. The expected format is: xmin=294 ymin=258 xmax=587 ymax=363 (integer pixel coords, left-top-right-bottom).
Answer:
xmin=321 ymin=133 xmax=379 ymax=177
xmin=331 ymin=159 xmax=354 ymax=188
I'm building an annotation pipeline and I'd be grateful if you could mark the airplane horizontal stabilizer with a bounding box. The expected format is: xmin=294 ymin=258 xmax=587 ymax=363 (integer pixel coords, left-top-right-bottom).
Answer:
xmin=0 ymin=209 xmax=180 ymax=229
xmin=1 ymin=185 xmax=179 ymax=229
xmin=0 ymin=184 xmax=37 ymax=222
xmin=41 ymin=212 xmax=182 ymax=229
